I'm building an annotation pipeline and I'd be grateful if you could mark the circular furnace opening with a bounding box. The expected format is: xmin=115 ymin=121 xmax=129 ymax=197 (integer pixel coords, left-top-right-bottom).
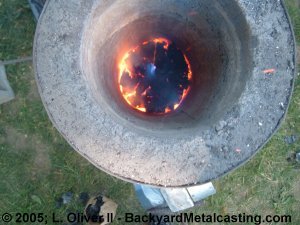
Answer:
xmin=82 ymin=0 xmax=252 ymax=134
xmin=118 ymin=37 xmax=192 ymax=114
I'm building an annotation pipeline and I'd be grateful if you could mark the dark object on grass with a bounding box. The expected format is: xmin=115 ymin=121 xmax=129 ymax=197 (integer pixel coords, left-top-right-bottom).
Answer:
xmin=79 ymin=192 xmax=90 ymax=205
xmin=85 ymin=196 xmax=104 ymax=222
xmin=28 ymin=0 xmax=46 ymax=21
xmin=62 ymin=192 xmax=73 ymax=204
xmin=286 ymin=151 xmax=300 ymax=165
xmin=84 ymin=195 xmax=117 ymax=225
xmin=284 ymin=135 xmax=298 ymax=145
xmin=55 ymin=197 xmax=63 ymax=208
xmin=287 ymin=152 xmax=296 ymax=162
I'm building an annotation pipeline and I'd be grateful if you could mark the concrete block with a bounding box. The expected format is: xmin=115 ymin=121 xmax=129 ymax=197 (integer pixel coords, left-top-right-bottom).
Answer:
xmin=0 ymin=64 xmax=14 ymax=105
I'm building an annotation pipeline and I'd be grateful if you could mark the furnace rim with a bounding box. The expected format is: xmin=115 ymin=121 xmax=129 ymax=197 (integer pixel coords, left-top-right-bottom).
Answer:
xmin=34 ymin=0 xmax=296 ymax=187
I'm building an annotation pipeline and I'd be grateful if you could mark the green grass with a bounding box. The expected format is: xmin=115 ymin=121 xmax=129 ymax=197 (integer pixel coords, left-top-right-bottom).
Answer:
xmin=0 ymin=0 xmax=299 ymax=225
xmin=0 ymin=0 xmax=35 ymax=60
xmin=286 ymin=0 xmax=300 ymax=44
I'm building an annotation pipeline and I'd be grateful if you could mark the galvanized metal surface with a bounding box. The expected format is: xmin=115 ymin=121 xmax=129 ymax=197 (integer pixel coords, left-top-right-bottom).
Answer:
xmin=187 ymin=183 xmax=216 ymax=203
xmin=135 ymin=183 xmax=216 ymax=212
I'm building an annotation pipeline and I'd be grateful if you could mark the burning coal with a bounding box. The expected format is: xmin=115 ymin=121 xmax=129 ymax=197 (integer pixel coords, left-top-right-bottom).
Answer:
xmin=118 ymin=38 xmax=192 ymax=114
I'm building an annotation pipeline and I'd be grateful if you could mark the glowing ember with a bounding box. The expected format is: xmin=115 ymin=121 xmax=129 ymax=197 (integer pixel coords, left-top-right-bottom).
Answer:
xmin=118 ymin=38 xmax=192 ymax=114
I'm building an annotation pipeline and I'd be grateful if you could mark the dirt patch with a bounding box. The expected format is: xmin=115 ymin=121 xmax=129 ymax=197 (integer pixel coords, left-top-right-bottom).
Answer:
xmin=3 ymin=96 xmax=23 ymax=117
xmin=31 ymin=136 xmax=51 ymax=177
xmin=292 ymin=179 xmax=300 ymax=201
xmin=28 ymin=78 xmax=41 ymax=101
xmin=5 ymin=126 xmax=29 ymax=151
xmin=4 ymin=126 xmax=51 ymax=176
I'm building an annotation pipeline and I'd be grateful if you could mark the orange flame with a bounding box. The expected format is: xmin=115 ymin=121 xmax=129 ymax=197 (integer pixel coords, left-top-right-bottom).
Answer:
xmin=118 ymin=38 xmax=192 ymax=114
xmin=184 ymin=55 xmax=192 ymax=80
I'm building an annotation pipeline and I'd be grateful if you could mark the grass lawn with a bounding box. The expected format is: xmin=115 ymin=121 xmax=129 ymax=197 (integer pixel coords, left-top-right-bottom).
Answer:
xmin=0 ymin=0 xmax=299 ymax=225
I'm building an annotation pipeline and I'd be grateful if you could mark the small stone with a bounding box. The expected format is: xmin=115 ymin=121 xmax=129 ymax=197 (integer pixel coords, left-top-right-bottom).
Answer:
xmin=215 ymin=120 xmax=227 ymax=135
xmin=235 ymin=148 xmax=241 ymax=153
xmin=284 ymin=135 xmax=297 ymax=145
xmin=222 ymin=146 xmax=229 ymax=152
xmin=258 ymin=122 xmax=263 ymax=126
xmin=62 ymin=192 xmax=73 ymax=204
xmin=215 ymin=120 xmax=227 ymax=132
xmin=279 ymin=102 xmax=285 ymax=110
